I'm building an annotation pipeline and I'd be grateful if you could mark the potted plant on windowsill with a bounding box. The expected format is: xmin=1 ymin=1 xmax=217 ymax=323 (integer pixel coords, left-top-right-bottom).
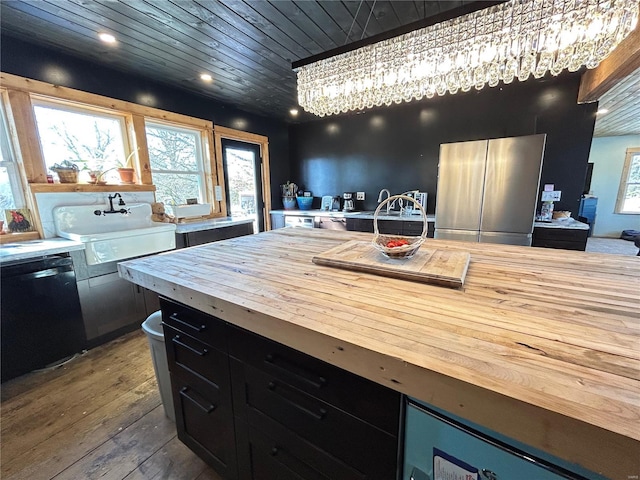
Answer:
xmin=117 ymin=148 xmax=139 ymax=184
xmin=50 ymin=160 xmax=80 ymax=183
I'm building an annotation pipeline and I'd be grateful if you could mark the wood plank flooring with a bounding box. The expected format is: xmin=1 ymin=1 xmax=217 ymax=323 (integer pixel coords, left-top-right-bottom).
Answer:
xmin=1 ymin=330 xmax=223 ymax=480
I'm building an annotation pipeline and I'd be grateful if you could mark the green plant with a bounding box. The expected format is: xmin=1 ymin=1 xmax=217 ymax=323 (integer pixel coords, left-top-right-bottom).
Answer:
xmin=118 ymin=148 xmax=139 ymax=169
xmin=51 ymin=160 xmax=79 ymax=171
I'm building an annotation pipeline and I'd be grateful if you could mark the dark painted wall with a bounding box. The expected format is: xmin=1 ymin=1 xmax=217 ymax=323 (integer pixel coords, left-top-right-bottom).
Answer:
xmin=0 ymin=35 xmax=290 ymax=209
xmin=290 ymin=73 xmax=597 ymax=217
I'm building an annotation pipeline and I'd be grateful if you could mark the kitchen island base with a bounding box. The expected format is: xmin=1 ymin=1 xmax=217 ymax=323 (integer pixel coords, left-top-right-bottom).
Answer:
xmin=161 ymin=296 xmax=401 ymax=480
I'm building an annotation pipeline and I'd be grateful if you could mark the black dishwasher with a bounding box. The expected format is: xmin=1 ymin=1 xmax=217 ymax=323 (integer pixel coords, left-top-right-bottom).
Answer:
xmin=1 ymin=255 xmax=86 ymax=382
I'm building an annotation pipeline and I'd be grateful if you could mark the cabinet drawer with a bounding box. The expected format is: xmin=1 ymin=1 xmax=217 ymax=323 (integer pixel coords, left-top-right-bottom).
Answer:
xmin=161 ymin=297 xmax=226 ymax=351
xmin=228 ymin=326 xmax=400 ymax=434
xmin=239 ymin=363 xmax=398 ymax=477
xmin=533 ymin=228 xmax=588 ymax=242
xmin=378 ymin=220 xmax=402 ymax=235
xmin=170 ymin=368 xmax=237 ymax=478
xmin=245 ymin=423 xmax=366 ymax=480
xmin=532 ymin=239 xmax=586 ymax=251
xmin=346 ymin=218 xmax=374 ymax=233
xmin=188 ymin=224 xmax=253 ymax=246
xmin=165 ymin=325 xmax=230 ymax=388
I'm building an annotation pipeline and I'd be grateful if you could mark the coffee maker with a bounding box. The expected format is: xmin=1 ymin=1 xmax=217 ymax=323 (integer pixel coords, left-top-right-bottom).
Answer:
xmin=342 ymin=192 xmax=355 ymax=212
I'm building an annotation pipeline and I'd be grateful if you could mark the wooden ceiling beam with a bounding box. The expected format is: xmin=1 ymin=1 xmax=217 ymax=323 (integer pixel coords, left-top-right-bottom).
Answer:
xmin=578 ymin=26 xmax=640 ymax=103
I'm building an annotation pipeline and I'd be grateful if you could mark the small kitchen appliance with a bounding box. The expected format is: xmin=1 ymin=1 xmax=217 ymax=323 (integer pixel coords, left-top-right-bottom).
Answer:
xmin=342 ymin=192 xmax=355 ymax=212
xmin=321 ymin=195 xmax=333 ymax=211
xmin=407 ymin=192 xmax=428 ymax=214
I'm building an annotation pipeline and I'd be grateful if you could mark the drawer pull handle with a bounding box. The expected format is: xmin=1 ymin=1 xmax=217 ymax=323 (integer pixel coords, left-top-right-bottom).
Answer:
xmin=180 ymin=387 xmax=216 ymax=414
xmin=169 ymin=313 xmax=206 ymax=333
xmin=266 ymin=380 xmax=327 ymax=421
xmin=172 ymin=335 xmax=208 ymax=356
xmin=270 ymin=447 xmax=279 ymax=456
xmin=264 ymin=353 xmax=327 ymax=389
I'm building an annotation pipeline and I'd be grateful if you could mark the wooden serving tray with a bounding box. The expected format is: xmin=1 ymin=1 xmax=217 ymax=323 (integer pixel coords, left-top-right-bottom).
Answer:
xmin=312 ymin=240 xmax=470 ymax=289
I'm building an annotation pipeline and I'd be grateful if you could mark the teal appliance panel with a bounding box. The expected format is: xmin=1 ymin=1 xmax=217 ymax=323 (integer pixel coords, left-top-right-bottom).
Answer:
xmin=404 ymin=400 xmax=599 ymax=480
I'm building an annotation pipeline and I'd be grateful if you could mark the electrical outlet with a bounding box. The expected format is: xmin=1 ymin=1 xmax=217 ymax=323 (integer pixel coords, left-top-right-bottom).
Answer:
xmin=356 ymin=191 xmax=365 ymax=201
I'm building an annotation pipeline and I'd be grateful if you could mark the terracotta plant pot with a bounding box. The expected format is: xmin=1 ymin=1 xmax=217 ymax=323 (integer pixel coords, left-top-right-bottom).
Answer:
xmin=117 ymin=167 xmax=135 ymax=184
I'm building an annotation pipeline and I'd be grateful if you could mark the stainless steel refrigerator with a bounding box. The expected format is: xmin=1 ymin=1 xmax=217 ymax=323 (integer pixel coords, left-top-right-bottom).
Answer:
xmin=434 ymin=134 xmax=546 ymax=246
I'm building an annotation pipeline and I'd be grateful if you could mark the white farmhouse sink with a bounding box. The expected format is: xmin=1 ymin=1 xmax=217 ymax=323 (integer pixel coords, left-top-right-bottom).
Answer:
xmin=54 ymin=203 xmax=176 ymax=265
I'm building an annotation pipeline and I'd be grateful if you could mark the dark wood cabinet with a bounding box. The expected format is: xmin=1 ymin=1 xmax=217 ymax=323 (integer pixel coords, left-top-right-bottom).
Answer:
xmin=346 ymin=217 xmax=374 ymax=233
xmin=175 ymin=222 xmax=253 ymax=248
xmin=161 ymin=299 xmax=238 ymax=479
xmin=239 ymin=415 xmax=368 ymax=480
xmin=532 ymin=227 xmax=588 ymax=251
xmin=160 ymin=297 xmax=401 ymax=480
xmin=346 ymin=218 xmax=434 ymax=238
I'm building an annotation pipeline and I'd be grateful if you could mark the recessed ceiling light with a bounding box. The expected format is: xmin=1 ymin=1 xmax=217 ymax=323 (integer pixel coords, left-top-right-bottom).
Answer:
xmin=596 ymin=108 xmax=609 ymax=115
xmin=200 ymin=74 xmax=212 ymax=82
xmin=98 ymin=33 xmax=116 ymax=44
xmin=289 ymin=108 xmax=299 ymax=116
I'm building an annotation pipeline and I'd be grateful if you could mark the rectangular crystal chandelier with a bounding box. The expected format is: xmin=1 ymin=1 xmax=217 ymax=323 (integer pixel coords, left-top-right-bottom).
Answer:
xmin=294 ymin=0 xmax=639 ymax=117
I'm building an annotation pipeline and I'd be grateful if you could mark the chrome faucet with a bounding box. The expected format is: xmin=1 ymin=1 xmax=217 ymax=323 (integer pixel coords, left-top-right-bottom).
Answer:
xmin=377 ymin=189 xmax=391 ymax=214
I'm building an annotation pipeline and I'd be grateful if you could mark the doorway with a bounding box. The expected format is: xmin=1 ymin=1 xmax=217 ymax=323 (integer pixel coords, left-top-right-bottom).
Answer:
xmin=221 ymin=138 xmax=264 ymax=233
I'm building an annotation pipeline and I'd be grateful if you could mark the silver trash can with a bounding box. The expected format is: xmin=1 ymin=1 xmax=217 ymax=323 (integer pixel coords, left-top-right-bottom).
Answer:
xmin=141 ymin=311 xmax=175 ymax=421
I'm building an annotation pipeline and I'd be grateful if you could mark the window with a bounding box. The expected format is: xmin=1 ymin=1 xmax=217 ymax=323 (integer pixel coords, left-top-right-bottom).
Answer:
xmin=616 ymin=147 xmax=640 ymax=214
xmin=1 ymin=73 xmax=273 ymax=227
xmin=0 ymin=99 xmax=25 ymax=210
xmin=145 ymin=121 xmax=207 ymax=205
xmin=32 ymin=99 xmax=129 ymax=183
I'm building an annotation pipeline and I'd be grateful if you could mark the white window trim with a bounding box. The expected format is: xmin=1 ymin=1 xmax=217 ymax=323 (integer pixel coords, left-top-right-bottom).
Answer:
xmin=615 ymin=147 xmax=640 ymax=214
xmin=145 ymin=119 xmax=210 ymax=205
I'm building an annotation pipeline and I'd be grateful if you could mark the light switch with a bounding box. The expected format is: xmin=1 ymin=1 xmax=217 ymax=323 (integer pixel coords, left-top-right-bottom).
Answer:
xmin=357 ymin=191 xmax=365 ymax=200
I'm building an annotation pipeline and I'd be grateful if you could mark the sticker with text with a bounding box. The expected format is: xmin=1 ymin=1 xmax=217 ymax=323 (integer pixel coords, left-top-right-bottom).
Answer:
xmin=433 ymin=448 xmax=479 ymax=480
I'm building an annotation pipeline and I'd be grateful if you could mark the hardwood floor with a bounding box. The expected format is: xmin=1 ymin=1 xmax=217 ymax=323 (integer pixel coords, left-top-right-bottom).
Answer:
xmin=1 ymin=330 xmax=223 ymax=480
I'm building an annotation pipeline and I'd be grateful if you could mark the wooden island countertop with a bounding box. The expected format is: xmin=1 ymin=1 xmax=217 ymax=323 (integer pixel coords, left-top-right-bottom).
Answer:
xmin=118 ymin=228 xmax=640 ymax=479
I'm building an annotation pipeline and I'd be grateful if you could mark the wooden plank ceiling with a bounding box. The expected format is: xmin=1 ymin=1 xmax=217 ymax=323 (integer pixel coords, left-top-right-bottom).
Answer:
xmin=0 ymin=0 xmax=637 ymax=133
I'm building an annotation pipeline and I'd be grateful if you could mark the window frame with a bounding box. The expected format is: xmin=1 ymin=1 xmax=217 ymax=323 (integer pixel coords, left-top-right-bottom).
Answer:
xmin=615 ymin=147 xmax=640 ymax=214
xmin=30 ymin=96 xmax=132 ymax=177
xmin=144 ymin=119 xmax=212 ymax=207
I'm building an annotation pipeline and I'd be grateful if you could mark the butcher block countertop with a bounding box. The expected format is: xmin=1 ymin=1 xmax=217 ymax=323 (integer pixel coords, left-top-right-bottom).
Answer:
xmin=118 ymin=228 xmax=640 ymax=479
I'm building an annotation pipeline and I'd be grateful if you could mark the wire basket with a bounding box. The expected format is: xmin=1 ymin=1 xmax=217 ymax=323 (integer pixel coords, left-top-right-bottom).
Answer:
xmin=372 ymin=194 xmax=427 ymax=259
xmin=53 ymin=167 xmax=79 ymax=183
